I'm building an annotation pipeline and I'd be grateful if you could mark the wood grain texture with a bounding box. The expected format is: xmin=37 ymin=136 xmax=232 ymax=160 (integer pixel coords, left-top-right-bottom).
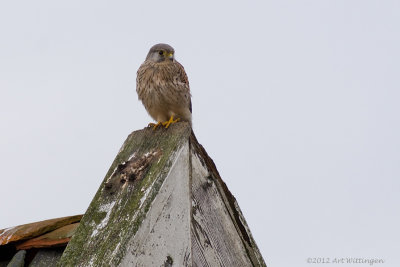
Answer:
xmin=56 ymin=123 xmax=265 ymax=266
xmin=120 ymin=143 xmax=191 ymax=267
xmin=58 ymin=123 xmax=191 ymax=267
xmin=190 ymin=149 xmax=254 ymax=267
xmin=190 ymin=134 xmax=266 ymax=267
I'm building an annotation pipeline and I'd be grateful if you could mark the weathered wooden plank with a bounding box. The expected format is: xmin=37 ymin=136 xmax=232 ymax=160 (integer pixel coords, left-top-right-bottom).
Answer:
xmin=191 ymin=151 xmax=253 ymax=267
xmin=190 ymin=134 xmax=266 ymax=267
xmin=119 ymin=142 xmax=191 ymax=266
xmin=57 ymin=123 xmax=266 ymax=266
xmin=58 ymin=123 xmax=192 ymax=266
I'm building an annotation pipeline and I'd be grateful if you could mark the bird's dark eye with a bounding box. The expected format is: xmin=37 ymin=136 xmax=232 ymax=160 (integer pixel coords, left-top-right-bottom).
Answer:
xmin=158 ymin=51 xmax=163 ymax=55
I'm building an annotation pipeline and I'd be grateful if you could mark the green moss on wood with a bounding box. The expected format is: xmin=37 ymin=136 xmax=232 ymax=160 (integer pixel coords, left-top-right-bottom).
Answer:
xmin=57 ymin=123 xmax=191 ymax=267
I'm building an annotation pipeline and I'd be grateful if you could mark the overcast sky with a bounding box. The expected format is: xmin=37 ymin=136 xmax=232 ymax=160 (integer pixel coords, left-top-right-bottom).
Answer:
xmin=1 ymin=1 xmax=399 ymax=266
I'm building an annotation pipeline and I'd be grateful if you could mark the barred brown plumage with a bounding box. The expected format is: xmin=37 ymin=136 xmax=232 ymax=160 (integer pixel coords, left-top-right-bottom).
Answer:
xmin=136 ymin=43 xmax=192 ymax=129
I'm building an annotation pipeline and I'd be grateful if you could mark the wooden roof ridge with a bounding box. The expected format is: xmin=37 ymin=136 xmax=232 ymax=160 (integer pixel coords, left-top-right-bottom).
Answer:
xmin=1 ymin=122 xmax=266 ymax=266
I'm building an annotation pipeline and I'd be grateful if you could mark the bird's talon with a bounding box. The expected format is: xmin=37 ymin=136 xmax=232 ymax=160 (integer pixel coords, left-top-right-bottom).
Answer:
xmin=162 ymin=116 xmax=180 ymax=129
xmin=148 ymin=121 xmax=162 ymax=130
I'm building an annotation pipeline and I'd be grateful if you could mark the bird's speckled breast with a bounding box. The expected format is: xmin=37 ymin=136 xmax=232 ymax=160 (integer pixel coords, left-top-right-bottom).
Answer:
xmin=136 ymin=60 xmax=192 ymax=123
xmin=137 ymin=62 xmax=173 ymax=109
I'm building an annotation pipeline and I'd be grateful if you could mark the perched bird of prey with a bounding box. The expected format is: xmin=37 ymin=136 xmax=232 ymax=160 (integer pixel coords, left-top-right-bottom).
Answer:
xmin=136 ymin=43 xmax=192 ymax=129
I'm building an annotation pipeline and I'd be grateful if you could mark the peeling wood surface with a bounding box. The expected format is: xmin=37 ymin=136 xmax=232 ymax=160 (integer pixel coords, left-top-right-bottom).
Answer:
xmin=58 ymin=123 xmax=192 ymax=267
xmin=57 ymin=122 xmax=266 ymax=266
xmin=191 ymin=151 xmax=252 ymax=267
xmin=190 ymin=134 xmax=266 ymax=267
xmin=120 ymin=143 xmax=191 ymax=266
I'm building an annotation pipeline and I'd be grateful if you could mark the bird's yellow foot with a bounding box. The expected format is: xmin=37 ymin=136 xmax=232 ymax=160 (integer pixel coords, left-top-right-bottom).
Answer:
xmin=148 ymin=121 xmax=162 ymax=130
xmin=162 ymin=116 xmax=180 ymax=129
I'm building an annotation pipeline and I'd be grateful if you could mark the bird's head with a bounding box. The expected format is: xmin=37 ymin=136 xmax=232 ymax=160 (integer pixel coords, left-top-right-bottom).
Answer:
xmin=146 ymin=43 xmax=175 ymax=63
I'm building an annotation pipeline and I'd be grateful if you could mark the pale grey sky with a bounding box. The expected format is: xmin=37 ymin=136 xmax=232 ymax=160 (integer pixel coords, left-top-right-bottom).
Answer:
xmin=1 ymin=1 xmax=399 ymax=266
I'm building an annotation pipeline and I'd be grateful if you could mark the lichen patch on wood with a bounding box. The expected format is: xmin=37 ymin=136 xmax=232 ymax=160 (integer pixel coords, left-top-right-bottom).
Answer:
xmin=57 ymin=123 xmax=192 ymax=267
xmin=57 ymin=123 xmax=266 ymax=266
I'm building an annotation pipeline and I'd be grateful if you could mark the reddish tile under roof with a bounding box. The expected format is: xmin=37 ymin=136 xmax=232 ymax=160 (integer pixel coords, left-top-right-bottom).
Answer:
xmin=16 ymin=222 xmax=80 ymax=250
xmin=0 ymin=215 xmax=82 ymax=246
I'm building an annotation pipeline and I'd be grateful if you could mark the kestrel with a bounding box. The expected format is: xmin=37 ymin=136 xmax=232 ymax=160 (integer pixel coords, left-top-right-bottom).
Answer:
xmin=136 ymin=43 xmax=192 ymax=129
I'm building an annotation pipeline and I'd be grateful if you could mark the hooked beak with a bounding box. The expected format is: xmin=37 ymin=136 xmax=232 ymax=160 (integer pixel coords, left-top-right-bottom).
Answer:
xmin=167 ymin=52 xmax=174 ymax=61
